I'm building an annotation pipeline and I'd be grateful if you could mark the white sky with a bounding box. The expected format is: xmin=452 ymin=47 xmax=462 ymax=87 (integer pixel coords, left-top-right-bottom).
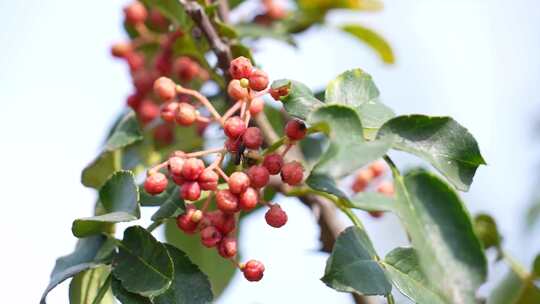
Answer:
xmin=1 ymin=0 xmax=539 ymax=303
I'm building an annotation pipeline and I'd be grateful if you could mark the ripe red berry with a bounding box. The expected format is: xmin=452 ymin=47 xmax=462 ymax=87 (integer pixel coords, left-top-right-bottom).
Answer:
xmin=148 ymin=9 xmax=169 ymax=31
xmin=369 ymin=211 xmax=384 ymax=218
xmin=153 ymin=124 xmax=174 ymax=146
xmin=248 ymin=69 xmax=269 ymax=91
xmin=269 ymin=85 xmax=289 ymax=101
xmin=126 ymin=93 xmax=143 ymax=110
xmin=227 ymin=79 xmax=249 ymax=101
xmin=247 ymin=165 xmax=269 ymax=188
xmin=239 ymin=187 xmax=259 ymax=211
xmin=182 ymin=158 xmax=205 ymax=180
xmin=111 ymin=42 xmax=132 ymax=58
xmin=154 ymin=77 xmax=177 ymax=101
xmin=172 ymin=174 xmax=184 ymax=185
xmin=369 ymin=160 xmax=386 ymax=178
xmin=144 ymin=172 xmax=168 ymax=195
xmin=126 ymin=52 xmax=145 ymax=72
xmin=224 ymin=116 xmax=246 ymax=139
xmin=175 ymin=102 xmax=198 ymax=126
xmin=242 ymin=127 xmax=263 ymax=149
xmin=281 ymin=161 xmax=304 ymax=185
xmin=176 ymin=206 xmax=198 ymax=234
xmin=263 ymin=153 xmax=284 ymax=175
xmin=174 ymin=56 xmax=200 ymax=82
xmin=265 ymin=0 xmax=287 ymax=19
xmin=265 ymin=204 xmax=288 ymax=228
xmin=225 ymin=137 xmax=242 ymax=153
xmin=216 ymin=190 xmax=239 ymax=213
xmin=228 ymin=172 xmax=250 ymax=194
xmin=218 ymin=237 xmax=238 ymax=258
xmin=242 ymin=260 xmax=265 ymax=282
xmin=133 ymin=70 xmax=155 ymax=95
xmin=377 ymin=181 xmax=394 ymax=197
xmin=160 ymin=102 xmax=179 ymax=123
xmin=198 ymin=169 xmax=219 ymax=191
xmin=138 ymin=100 xmax=159 ymax=124
xmin=285 ymin=119 xmax=307 ymax=141
xmin=249 ymin=98 xmax=265 ymax=116
xmin=168 ymin=156 xmax=185 ymax=177
xmin=352 ymin=169 xmax=374 ymax=193
xmin=206 ymin=210 xmax=236 ymax=234
xmin=229 ymin=56 xmax=253 ymax=79
xmin=124 ymin=1 xmax=148 ymax=25
xmin=181 ymin=181 xmax=201 ymax=201
xmin=200 ymin=226 xmax=223 ymax=248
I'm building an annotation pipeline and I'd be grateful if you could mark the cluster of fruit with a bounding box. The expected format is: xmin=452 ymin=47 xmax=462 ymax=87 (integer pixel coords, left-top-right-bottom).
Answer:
xmin=351 ymin=161 xmax=395 ymax=218
xmin=144 ymin=56 xmax=305 ymax=282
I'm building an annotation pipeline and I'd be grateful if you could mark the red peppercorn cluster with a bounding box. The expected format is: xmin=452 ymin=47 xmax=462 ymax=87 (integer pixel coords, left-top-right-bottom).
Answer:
xmin=254 ymin=0 xmax=287 ymax=26
xmin=143 ymin=56 xmax=307 ymax=282
xmin=351 ymin=160 xmax=395 ymax=218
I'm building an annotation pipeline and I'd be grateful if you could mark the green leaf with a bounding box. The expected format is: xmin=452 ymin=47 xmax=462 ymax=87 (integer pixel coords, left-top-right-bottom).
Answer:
xmin=41 ymin=235 xmax=110 ymax=304
xmin=154 ymin=244 xmax=213 ymax=304
xmin=305 ymin=173 xmax=348 ymax=200
xmin=113 ymin=226 xmax=174 ymax=297
xmin=383 ymin=247 xmax=446 ymax=304
xmin=321 ymin=226 xmax=392 ymax=296
xmin=73 ymin=171 xmax=140 ymax=237
xmin=235 ymin=23 xmax=295 ymax=45
xmin=230 ymin=43 xmax=255 ymax=64
xmin=340 ymin=24 xmax=395 ymax=64
xmin=151 ymin=187 xmax=185 ymax=222
xmin=393 ymin=170 xmax=487 ymax=303
xmin=347 ymin=192 xmax=395 ymax=212
xmin=533 ymin=254 xmax=540 ymax=279
xmin=215 ymin=20 xmax=238 ymax=39
xmin=105 ymin=111 xmax=143 ymax=151
xmin=140 ymin=0 xmax=191 ymax=28
xmin=165 ymin=220 xmax=236 ymax=297
xmin=378 ymin=115 xmax=486 ymax=191
xmin=271 ymin=79 xmax=324 ymax=120
xmin=69 ymin=266 xmax=114 ymax=304
xmin=111 ymin=277 xmax=152 ymax=304
xmin=488 ymin=269 xmax=540 ymax=304
xmin=81 ymin=151 xmax=116 ymax=189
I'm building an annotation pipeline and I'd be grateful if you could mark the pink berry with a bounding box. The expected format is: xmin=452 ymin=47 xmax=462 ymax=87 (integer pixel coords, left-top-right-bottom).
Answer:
xmin=206 ymin=210 xmax=236 ymax=234
xmin=175 ymin=102 xmax=197 ymax=126
xmin=242 ymin=127 xmax=263 ymax=150
xmin=280 ymin=161 xmax=304 ymax=185
xmin=269 ymin=86 xmax=289 ymax=101
xmin=229 ymin=56 xmax=253 ymax=79
xmin=369 ymin=161 xmax=386 ymax=178
xmin=228 ymin=172 xmax=250 ymax=194
xmin=224 ymin=116 xmax=246 ymax=139
xmin=369 ymin=211 xmax=384 ymax=218
xmin=285 ymin=119 xmax=307 ymax=141
xmin=247 ymin=165 xmax=269 ymax=188
xmin=198 ymin=169 xmax=219 ymax=191
xmin=239 ymin=187 xmax=258 ymax=211
xmin=160 ymin=102 xmax=179 ymax=123
xmin=249 ymin=98 xmax=265 ymax=116
xmin=242 ymin=260 xmax=265 ymax=282
xmin=133 ymin=70 xmax=155 ymax=95
xmin=176 ymin=206 xmax=198 ymax=234
xmin=216 ymin=190 xmax=239 ymax=213
xmin=174 ymin=56 xmax=200 ymax=82
xmin=154 ymin=77 xmax=177 ymax=101
xmin=138 ymin=100 xmax=159 ymax=124
xmin=182 ymin=158 xmax=205 ymax=180
xmin=126 ymin=93 xmax=143 ymax=110
xmin=265 ymin=204 xmax=288 ymax=228
xmin=200 ymin=226 xmax=222 ymax=248
xmin=144 ymin=172 xmax=168 ymax=195
xmin=181 ymin=181 xmax=201 ymax=201
xmin=111 ymin=42 xmax=132 ymax=58
xmin=377 ymin=181 xmax=394 ymax=197
xmin=148 ymin=9 xmax=169 ymax=31
xmin=225 ymin=138 xmax=242 ymax=153
xmin=248 ymin=69 xmax=269 ymax=91
xmin=172 ymin=174 xmax=184 ymax=185
xmin=124 ymin=1 xmax=148 ymax=25
xmin=126 ymin=52 xmax=145 ymax=72
xmin=153 ymin=124 xmax=174 ymax=146
xmin=263 ymin=153 xmax=283 ymax=175
xmin=218 ymin=237 xmax=238 ymax=258
xmin=352 ymin=169 xmax=374 ymax=193
xmin=227 ymin=79 xmax=249 ymax=101
xmin=168 ymin=156 xmax=185 ymax=177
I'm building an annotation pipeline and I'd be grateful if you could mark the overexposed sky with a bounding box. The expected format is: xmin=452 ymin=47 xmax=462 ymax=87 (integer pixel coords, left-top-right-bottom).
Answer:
xmin=1 ymin=0 xmax=539 ymax=303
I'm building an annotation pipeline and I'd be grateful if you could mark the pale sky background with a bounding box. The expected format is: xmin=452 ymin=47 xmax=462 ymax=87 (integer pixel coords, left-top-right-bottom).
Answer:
xmin=1 ymin=0 xmax=540 ymax=303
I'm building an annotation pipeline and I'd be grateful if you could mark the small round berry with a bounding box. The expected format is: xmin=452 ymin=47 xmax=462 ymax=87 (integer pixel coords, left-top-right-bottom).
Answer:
xmin=160 ymin=102 xmax=179 ymax=122
xmin=174 ymin=56 xmax=200 ymax=82
xmin=154 ymin=77 xmax=177 ymax=101
xmin=144 ymin=172 xmax=168 ymax=195
xmin=228 ymin=172 xmax=250 ymax=194
xmin=263 ymin=153 xmax=283 ymax=175
xmin=171 ymin=174 xmax=184 ymax=185
xmin=249 ymin=98 xmax=265 ymax=116
xmin=175 ymin=102 xmax=198 ymax=126
xmin=111 ymin=42 xmax=132 ymax=58
xmin=225 ymin=138 xmax=242 ymax=153
xmin=126 ymin=93 xmax=143 ymax=110
xmin=265 ymin=0 xmax=287 ymax=19
xmin=176 ymin=206 xmax=198 ymax=234
xmin=377 ymin=181 xmax=394 ymax=197
xmin=182 ymin=158 xmax=205 ymax=180
xmin=218 ymin=237 xmax=238 ymax=258
xmin=181 ymin=181 xmax=201 ymax=201
xmin=265 ymin=204 xmax=288 ymax=228
xmin=352 ymin=169 xmax=374 ymax=192
xmin=369 ymin=160 xmax=386 ymax=178
xmin=216 ymin=190 xmax=239 ymax=213
xmin=133 ymin=70 xmax=156 ymax=95
xmin=247 ymin=165 xmax=269 ymax=188
xmin=242 ymin=260 xmax=265 ymax=282
xmin=196 ymin=120 xmax=209 ymax=136
xmin=281 ymin=161 xmax=304 ymax=186
xmin=369 ymin=211 xmax=384 ymax=218
xmin=285 ymin=119 xmax=307 ymax=141
xmin=153 ymin=124 xmax=174 ymax=146
xmin=138 ymin=100 xmax=159 ymax=124
xmin=206 ymin=210 xmax=236 ymax=234
xmin=124 ymin=1 xmax=148 ymax=25
xmin=239 ymin=187 xmax=258 ymax=211
xmin=126 ymin=52 xmax=145 ymax=72
xmin=200 ymin=226 xmax=222 ymax=248
xmin=248 ymin=69 xmax=269 ymax=91
xmin=229 ymin=56 xmax=253 ymax=79
xmin=168 ymin=156 xmax=185 ymax=177
xmin=198 ymin=169 xmax=219 ymax=191
xmin=224 ymin=116 xmax=246 ymax=139
xmin=227 ymin=79 xmax=249 ymax=101
xmin=269 ymin=85 xmax=289 ymax=101
xmin=148 ymin=9 xmax=169 ymax=31
xmin=191 ymin=210 xmax=203 ymax=222
xmin=242 ymin=127 xmax=263 ymax=150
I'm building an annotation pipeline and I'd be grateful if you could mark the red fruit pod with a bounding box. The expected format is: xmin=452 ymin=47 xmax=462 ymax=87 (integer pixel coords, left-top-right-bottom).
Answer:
xmin=181 ymin=181 xmax=201 ymax=201
xmin=249 ymin=98 xmax=265 ymax=116
xmin=138 ymin=100 xmax=160 ymax=124
xmin=248 ymin=69 xmax=269 ymax=91
xmin=153 ymin=124 xmax=174 ymax=146
xmin=242 ymin=260 xmax=265 ymax=282
xmin=369 ymin=160 xmax=386 ymax=178
xmin=171 ymin=174 xmax=185 ymax=185
xmin=126 ymin=93 xmax=143 ymax=110
xmin=206 ymin=210 xmax=236 ymax=234
xmin=216 ymin=189 xmax=239 ymax=213
xmin=174 ymin=56 xmax=200 ymax=82
xmin=239 ymin=187 xmax=259 ymax=211
xmin=377 ymin=181 xmax=395 ymax=197
xmin=218 ymin=237 xmax=238 ymax=258
xmin=225 ymin=138 xmax=242 ymax=153
xmin=160 ymin=102 xmax=179 ymax=123
xmin=124 ymin=1 xmax=148 ymax=25
xmin=111 ymin=42 xmax=133 ymax=58
xmin=280 ymin=161 xmax=304 ymax=186
xmin=224 ymin=116 xmax=246 ymax=139
xmin=369 ymin=211 xmax=384 ymax=218
xmin=168 ymin=156 xmax=185 ymax=177
xmin=284 ymin=119 xmax=307 ymax=141
xmin=198 ymin=169 xmax=219 ymax=191
xmin=176 ymin=206 xmax=198 ymax=234
xmin=247 ymin=165 xmax=270 ymax=188
xmin=229 ymin=56 xmax=253 ymax=80
xmin=175 ymin=102 xmax=198 ymax=126
xmin=200 ymin=226 xmax=223 ymax=248
xmin=269 ymin=85 xmax=289 ymax=101
xmin=126 ymin=52 xmax=145 ymax=72
xmin=182 ymin=158 xmax=205 ymax=180
xmin=154 ymin=77 xmax=177 ymax=101
xmin=265 ymin=204 xmax=288 ymax=228
xmin=352 ymin=169 xmax=374 ymax=193
xmin=144 ymin=172 xmax=168 ymax=195
xmin=148 ymin=8 xmax=170 ymax=31
xmin=227 ymin=79 xmax=249 ymax=101
xmin=228 ymin=172 xmax=250 ymax=194
xmin=242 ymin=127 xmax=263 ymax=150
xmin=263 ymin=153 xmax=283 ymax=175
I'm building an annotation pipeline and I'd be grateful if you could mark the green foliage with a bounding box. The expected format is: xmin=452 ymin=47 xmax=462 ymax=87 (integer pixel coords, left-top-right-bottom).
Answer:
xmin=340 ymin=24 xmax=394 ymax=64
xmin=69 ymin=266 xmax=114 ymax=304
xmin=474 ymin=213 xmax=502 ymax=250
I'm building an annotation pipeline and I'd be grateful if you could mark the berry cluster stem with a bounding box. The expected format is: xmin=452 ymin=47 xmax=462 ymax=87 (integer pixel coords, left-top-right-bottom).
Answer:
xmin=175 ymin=85 xmax=223 ymax=124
